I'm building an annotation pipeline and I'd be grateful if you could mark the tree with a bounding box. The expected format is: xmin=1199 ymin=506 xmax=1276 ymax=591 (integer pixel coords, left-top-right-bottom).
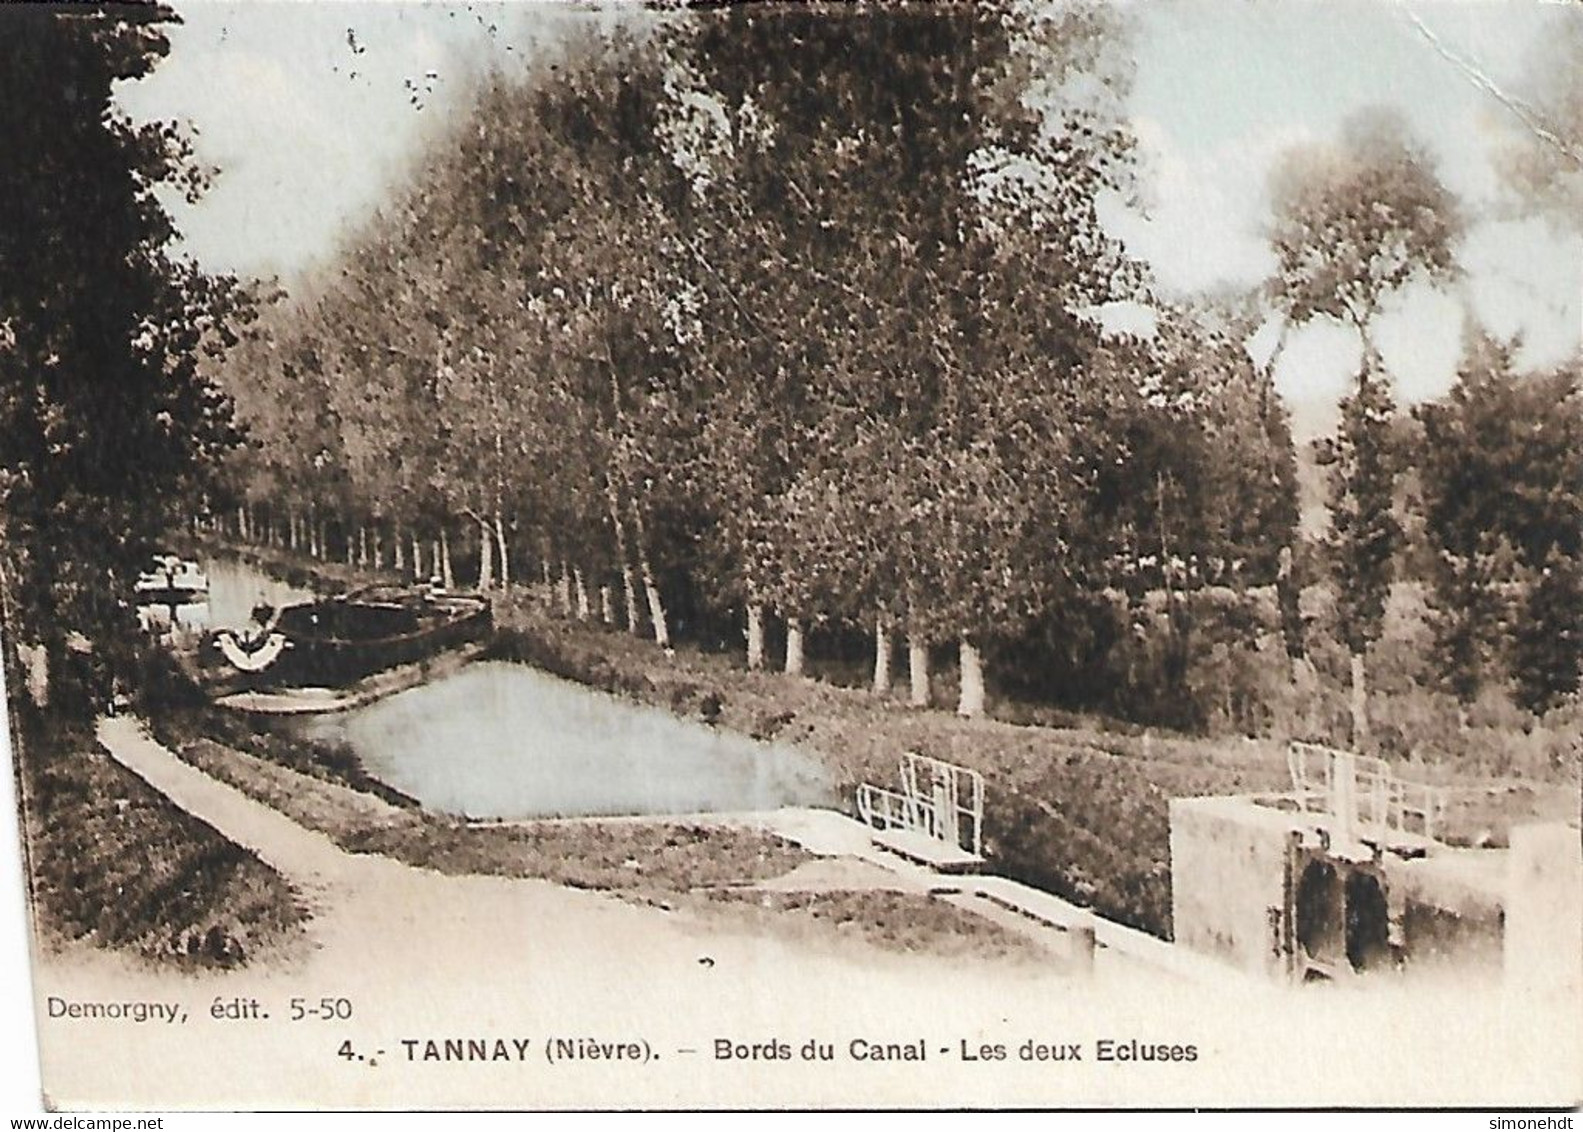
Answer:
xmin=1417 ymin=336 xmax=1583 ymax=711
xmin=1417 ymin=335 xmax=1582 ymax=571
xmin=1266 ymin=110 xmax=1462 ymax=748
xmin=671 ymin=0 xmax=1139 ymax=714
xmin=1267 ymin=110 xmax=1461 ymax=341
xmin=1318 ymin=370 xmax=1401 ymax=746
xmin=1512 ymin=548 xmax=1583 ymax=715
xmin=1 ymin=4 xmax=245 ymax=717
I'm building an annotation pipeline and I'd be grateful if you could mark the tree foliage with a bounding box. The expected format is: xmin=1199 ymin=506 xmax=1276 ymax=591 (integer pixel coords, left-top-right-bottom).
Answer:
xmin=1417 ymin=334 xmax=1583 ymax=708
xmin=216 ymin=4 xmax=1302 ymax=723
xmin=1 ymin=3 xmax=247 ymax=716
xmin=1267 ymin=109 xmax=1461 ymax=335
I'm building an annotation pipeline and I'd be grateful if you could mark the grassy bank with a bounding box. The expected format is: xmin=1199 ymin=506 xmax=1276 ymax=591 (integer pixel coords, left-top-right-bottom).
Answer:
xmin=160 ymin=731 xmax=1038 ymax=963
xmin=13 ymin=710 xmax=305 ymax=969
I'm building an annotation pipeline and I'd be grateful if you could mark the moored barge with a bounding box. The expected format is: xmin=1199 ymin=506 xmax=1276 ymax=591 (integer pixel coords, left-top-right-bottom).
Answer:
xmin=209 ymin=584 xmax=491 ymax=690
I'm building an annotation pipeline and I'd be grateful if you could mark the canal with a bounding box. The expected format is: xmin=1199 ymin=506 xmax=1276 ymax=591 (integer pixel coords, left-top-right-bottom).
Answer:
xmin=165 ymin=554 xmax=835 ymax=816
xmin=290 ymin=660 xmax=836 ymax=821
xmin=181 ymin=553 xmax=834 ymax=820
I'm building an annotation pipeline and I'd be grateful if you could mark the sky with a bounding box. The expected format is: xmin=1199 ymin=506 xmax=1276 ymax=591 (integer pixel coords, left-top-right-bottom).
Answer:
xmin=114 ymin=0 xmax=1583 ymax=441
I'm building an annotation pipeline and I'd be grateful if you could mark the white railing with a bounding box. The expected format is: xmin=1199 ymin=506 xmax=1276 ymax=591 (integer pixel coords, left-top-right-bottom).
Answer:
xmin=1287 ymin=741 xmax=1443 ymax=843
xmin=857 ymin=751 xmax=985 ymax=858
xmin=857 ymin=782 xmax=930 ymax=835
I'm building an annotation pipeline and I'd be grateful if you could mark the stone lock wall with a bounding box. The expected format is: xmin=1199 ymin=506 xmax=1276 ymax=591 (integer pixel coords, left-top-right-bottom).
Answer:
xmin=1169 ymin=796 xmax=1296 ymax=978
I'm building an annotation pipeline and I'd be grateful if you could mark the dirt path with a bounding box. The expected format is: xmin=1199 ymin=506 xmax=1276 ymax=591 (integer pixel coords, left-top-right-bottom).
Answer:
xmin=99 ymin=717 xmax=352 ymax=893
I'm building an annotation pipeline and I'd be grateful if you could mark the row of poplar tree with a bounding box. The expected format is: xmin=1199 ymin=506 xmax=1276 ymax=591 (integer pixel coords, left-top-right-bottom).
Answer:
xmin=2 ymin=3 xmax=1575 ymax=735
xmin=214 ymin=5 xmax=1303 ymax=720
xmin=208 ymin=4 xmax=1579 ymax=731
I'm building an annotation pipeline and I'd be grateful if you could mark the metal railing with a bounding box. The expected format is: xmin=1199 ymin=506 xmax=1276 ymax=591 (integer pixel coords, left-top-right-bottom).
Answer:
xmin=857 ymin=751 xmax=985 ymax=858
xmin=856 ymin=782 xmax=929 ymax=835
xmin=1287 ymin=740 xmax=1444 ymax=843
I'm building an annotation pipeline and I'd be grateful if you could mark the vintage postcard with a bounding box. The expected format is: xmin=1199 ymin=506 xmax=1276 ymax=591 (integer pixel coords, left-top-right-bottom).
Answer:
xmin=1 ymin=0 xmax=1580 ymax=1113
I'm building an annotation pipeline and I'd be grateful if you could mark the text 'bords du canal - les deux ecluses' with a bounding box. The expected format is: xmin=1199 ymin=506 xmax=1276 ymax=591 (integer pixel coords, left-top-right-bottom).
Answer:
xmin=712 ymin=1038 xmax=1200 ymax=1064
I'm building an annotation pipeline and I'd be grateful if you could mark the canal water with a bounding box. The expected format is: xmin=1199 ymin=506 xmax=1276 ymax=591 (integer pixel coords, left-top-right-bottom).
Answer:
xmin=165 ymin=555 xmax=829 ymax=819
xmin=290 ymin=660 xmax=836 ymax=820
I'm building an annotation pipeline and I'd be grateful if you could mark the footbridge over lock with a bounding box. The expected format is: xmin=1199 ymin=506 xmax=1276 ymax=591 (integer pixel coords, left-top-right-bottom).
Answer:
xmin=856 ymin=751 xmax=985 ymax=874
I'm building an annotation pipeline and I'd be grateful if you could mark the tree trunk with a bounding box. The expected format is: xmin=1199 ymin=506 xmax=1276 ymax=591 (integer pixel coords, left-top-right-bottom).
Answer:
xmin=619 ymin=564 xmax=640 ymax=634
xmin=574 ymin=567 xmax=591 ymax=620
xmin=909 ymin=632 xmax=931 ymax=708
xmin=411 ymin=535 xmax=424 ymax=581
xmin=785 ymin=617 xmax=805 ymax=676
xmin=630 ymin=503 xmax=669 ymax=648
xmin=873 ymin=615 xmax=891 ymax=695
xmin=440 ymin=528 xmax=454 ymax=591
xmin=494 ymin=513 xmax=510 ymax=589
xmin=557 ymin=561 xmax=573 ymax=615
xmin=393 ymin=524 xmax=405 ymax=573
xmin=604 ymin=478 xmax=640 ymax=636
xmin=746 ymin=602 xmax=766 ymax=671
xmin=476 ymin=518 xmax=494 ymax=591
xmin=1349 ymin=650 xmax=1369 ymax=750
xmin=639 ymin=557 xmax=669 ymax=648
xmin=599 ymin=584 xmax=614 ymax=624
xmin=958 ymin=636 xmax=985 ymax=719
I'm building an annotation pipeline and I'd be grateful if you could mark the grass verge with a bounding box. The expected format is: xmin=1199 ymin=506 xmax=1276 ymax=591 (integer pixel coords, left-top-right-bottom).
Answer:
xmin=14 ymin=711 xmax=305 ymax=969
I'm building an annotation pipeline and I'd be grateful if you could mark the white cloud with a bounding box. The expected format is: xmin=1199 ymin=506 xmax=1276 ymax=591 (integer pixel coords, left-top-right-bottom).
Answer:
xmin=1461 ymin=219 xmax=1583 ymax=371
xmin=1102 ymin=116 xmax=1326 ymax=297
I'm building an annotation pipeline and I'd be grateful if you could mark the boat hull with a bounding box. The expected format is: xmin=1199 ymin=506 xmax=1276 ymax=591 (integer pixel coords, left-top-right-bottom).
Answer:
xmin=212 ymin=588 xmax=492 ymax=690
